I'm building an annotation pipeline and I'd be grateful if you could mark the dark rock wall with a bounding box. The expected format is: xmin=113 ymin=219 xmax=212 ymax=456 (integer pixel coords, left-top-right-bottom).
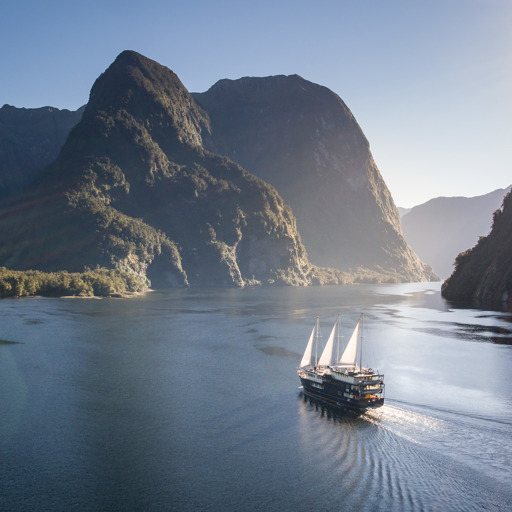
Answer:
xmin=442 ymin=190 xmax=512 ymax=306
xmin=194 ymin=75 xmax=436 ymax=282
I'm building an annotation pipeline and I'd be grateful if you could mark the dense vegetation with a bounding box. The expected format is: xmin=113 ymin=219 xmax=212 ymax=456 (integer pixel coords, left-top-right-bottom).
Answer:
xmin=0 ymin=50 xmax=435 ymax=289
xmin=0 ymin=267 xmax=147 ymax=298
xmin=0 ymin=51 xmax=328 ymax=288
xmin=442 ymin=190 xmax=512 ymax=307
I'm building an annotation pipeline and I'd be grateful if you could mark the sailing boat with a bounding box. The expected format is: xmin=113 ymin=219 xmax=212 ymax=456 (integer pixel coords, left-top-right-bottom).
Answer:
xmin=297 ymin=314 xmax=384 ymax=414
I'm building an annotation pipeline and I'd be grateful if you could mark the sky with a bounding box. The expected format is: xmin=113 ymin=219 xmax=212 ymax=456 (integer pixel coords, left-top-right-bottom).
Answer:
xmin=1 ymin=0 xmax=510 ymax=208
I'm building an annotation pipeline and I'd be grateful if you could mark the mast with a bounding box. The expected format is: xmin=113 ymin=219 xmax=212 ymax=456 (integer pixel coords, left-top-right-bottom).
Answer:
xmin=314 ymin=315 xmax=319 ymax=367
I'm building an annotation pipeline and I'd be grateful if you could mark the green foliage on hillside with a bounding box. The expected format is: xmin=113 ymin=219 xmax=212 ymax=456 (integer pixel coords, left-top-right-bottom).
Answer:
xmin=0 ymin=50 xmax=426 ymax=289
xmin=0 ymin=267 xmax=147 ymax=298
xmin=442 ymin=190 xmax=512 ymax=306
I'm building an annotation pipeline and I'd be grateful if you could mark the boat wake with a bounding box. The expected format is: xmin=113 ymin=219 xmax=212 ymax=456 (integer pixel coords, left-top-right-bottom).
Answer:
xmin=386 ymin=397 xmax=512 ymax=427
xmin=297 ymin=397 xmax=512 ymax=511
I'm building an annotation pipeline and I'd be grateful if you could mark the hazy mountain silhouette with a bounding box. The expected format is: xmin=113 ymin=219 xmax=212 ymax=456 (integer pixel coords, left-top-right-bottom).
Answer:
xmin=0 ymin=104 xmax=84 ymax=201
xmin=401 ymin=186 xmax=511 ymax=278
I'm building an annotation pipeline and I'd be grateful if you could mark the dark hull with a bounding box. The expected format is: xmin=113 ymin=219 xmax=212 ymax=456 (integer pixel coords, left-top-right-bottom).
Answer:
xmin=299 ymin=376 xmax=384 ymax=414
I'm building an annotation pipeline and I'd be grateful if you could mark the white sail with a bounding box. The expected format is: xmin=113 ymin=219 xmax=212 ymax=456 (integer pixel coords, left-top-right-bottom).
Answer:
xmin=299 ymin=326 xmax=315 ymax=368
xmin=318 ymin=322 xmax=336 ymax=366
xmin=339 ymin=320 xmax=359 ymax=366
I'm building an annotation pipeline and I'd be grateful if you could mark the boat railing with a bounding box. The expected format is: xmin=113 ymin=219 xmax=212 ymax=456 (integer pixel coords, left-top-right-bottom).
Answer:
xmin=298 ymin=368 xmax=324 ymax=384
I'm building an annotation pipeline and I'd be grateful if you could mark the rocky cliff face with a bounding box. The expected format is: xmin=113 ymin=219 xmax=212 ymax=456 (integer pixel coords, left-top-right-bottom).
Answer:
xmin=401 ymin=187 xmax=511 ymax=278
xmin=193 ymin=76 xmax=436 ymax=282
xmin=0 ymin=104 xmax=84 ymax=200
xmin=0 ymin=51 xmax=343 ymax=288
xmin=442 ymin=190 xmax=512 ymax=307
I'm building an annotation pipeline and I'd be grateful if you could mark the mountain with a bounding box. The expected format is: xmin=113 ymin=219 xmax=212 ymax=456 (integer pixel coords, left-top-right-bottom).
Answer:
xmin=401 ymin=186 xmax=511 ymax=278
xmin=0 ymin=51 xmax=344 ymax=288
xmin=0 ymin=104 xmax=84 ymax=201
xmin=192 ymin=76 xmax=436 ymax=282
xmin=442 ymin=189 xmax=512 ymax=307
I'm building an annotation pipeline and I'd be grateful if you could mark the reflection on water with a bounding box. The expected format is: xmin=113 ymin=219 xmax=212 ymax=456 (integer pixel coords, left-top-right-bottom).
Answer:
xmin=1 ymin=282 xmax=512 ymax=511
xmin=297 ymin=396 xmax=512 ymax=511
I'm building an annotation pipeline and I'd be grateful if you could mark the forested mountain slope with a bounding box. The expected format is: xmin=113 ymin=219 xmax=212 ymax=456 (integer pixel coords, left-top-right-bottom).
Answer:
xmin=442 ymin=190 xmax=512 ymax=306
xmin=0 ymin=51 xmax=342 ymax=288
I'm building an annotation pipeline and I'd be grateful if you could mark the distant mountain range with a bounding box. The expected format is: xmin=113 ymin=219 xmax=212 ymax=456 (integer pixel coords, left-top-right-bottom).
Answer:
xmin=400 ymin=187 xmax=511 ymax=278
xmin=0 ymin=50 xmax=436 ymax=287
xmin=0 ymin=104 xmax=84 ymax=201
xmin=397 ymin=207 xmax=411 ymax=217
xmin=442 ymin=189 xmax=512 ymax=307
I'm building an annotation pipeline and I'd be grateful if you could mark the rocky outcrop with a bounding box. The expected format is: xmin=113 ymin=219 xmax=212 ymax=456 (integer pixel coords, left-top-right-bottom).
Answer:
xmin=442 ymin=190 xmax=512 ymax=307
xmin=0 ymin=51 xmax=343 ymax=288
xmin=193 ymin=76 xmax=436 ymax=282
xmin=401 ymin=187 xmax=511 ymax=278
xmin=0 ymin=104 xmax=84 ymax=200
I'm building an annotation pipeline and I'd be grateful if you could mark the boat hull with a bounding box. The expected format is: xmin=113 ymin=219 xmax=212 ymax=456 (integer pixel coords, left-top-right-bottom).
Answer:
xmin=299 ymin=374 xmax=384 ymax=414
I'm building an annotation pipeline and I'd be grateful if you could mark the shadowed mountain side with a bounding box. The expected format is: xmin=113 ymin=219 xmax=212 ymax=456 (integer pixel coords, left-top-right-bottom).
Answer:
xmin=0 ymin=104 xmax=84 ymax=201
xmin=442 ymin=189 xmax=512 ymax=307
xmin=401 ymin=186 xmax=511 ymax=278
xmin=193 ymin=76 xmax=436 ymax=282
xmin=0 ymin=51 xmax=344 ymax=288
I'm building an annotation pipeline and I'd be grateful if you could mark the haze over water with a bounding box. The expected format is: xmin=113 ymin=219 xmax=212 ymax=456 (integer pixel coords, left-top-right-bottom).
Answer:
xmin=1 ymin=282 xmax=511 ymax=511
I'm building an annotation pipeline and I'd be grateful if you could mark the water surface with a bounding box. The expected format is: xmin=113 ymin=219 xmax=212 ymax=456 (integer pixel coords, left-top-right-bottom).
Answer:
xmin=1 ymin=283 xmax=511 ymax=511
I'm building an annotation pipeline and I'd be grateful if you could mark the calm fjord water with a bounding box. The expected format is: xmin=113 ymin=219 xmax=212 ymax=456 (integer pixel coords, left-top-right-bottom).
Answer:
xmin=1 ymin=283 xmax=512 ymax=511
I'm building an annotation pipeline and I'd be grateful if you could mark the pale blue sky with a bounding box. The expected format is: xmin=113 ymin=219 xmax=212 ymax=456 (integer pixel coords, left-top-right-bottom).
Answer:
xmin=1 ymin=0 xmax=510 ymax=207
